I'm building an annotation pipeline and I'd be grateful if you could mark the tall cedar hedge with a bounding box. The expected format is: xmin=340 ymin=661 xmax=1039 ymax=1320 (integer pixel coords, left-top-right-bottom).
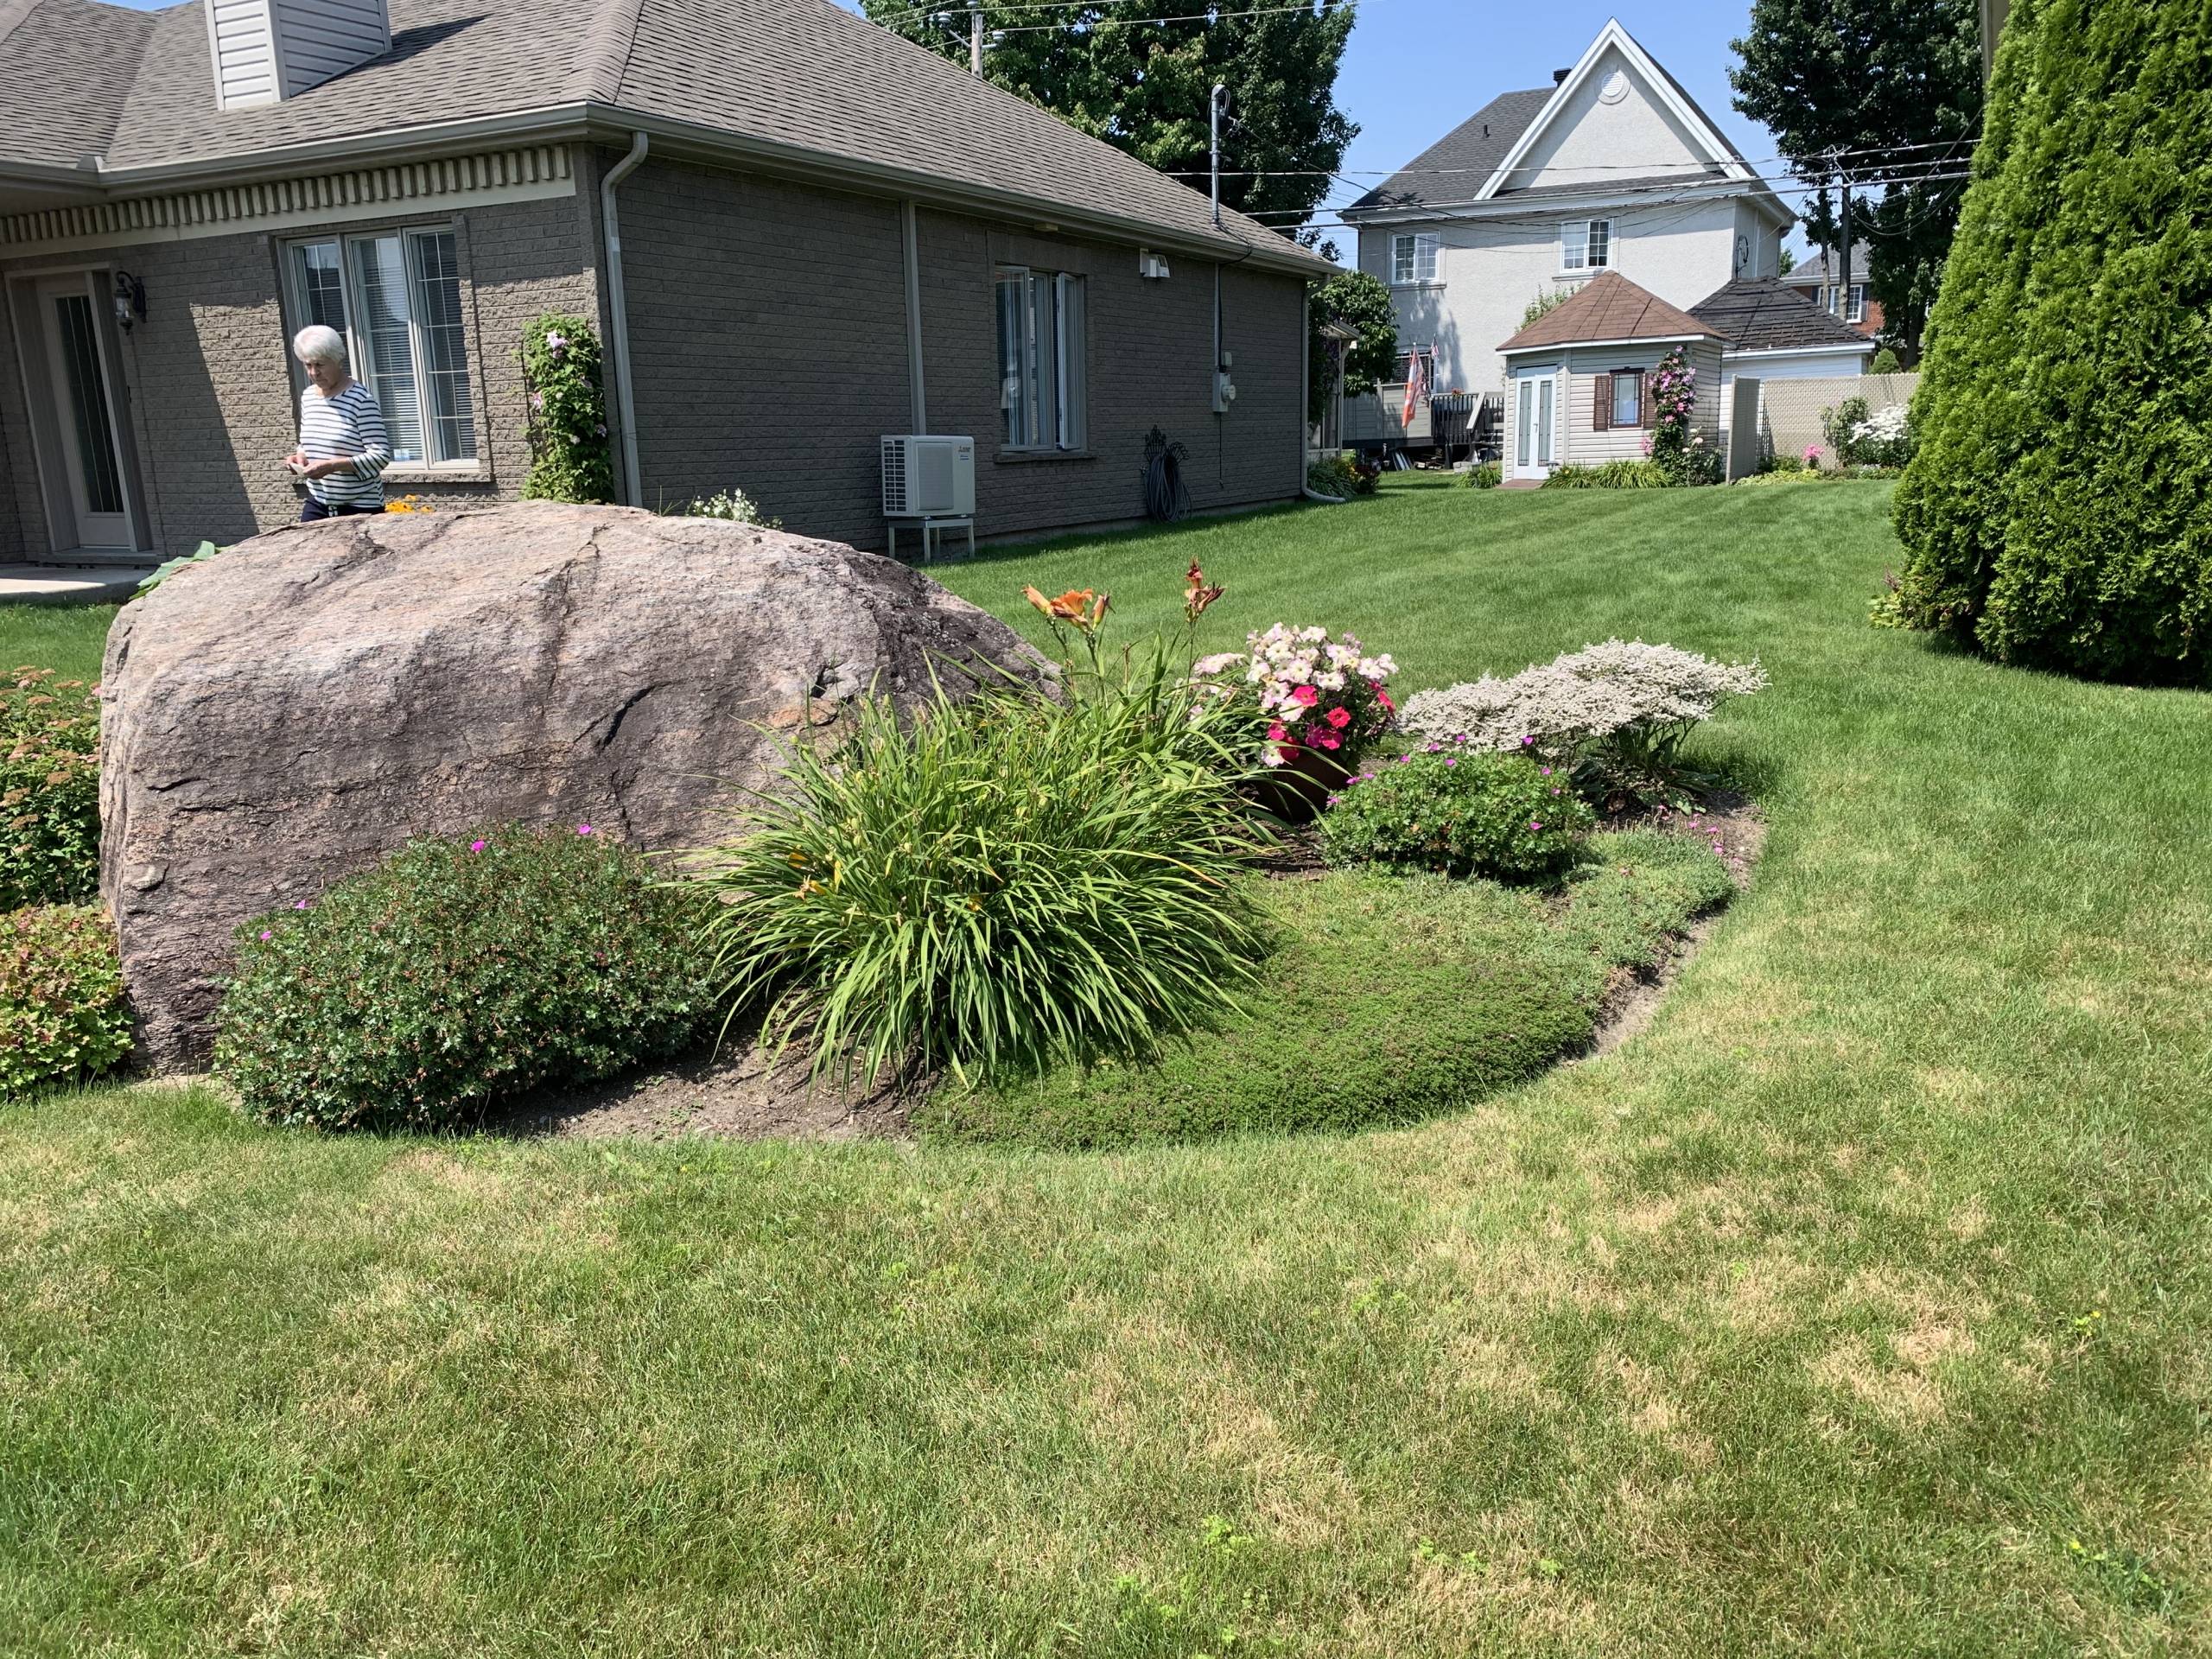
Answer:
xmin=1891 ymin=0 xmax=2212 ymax=683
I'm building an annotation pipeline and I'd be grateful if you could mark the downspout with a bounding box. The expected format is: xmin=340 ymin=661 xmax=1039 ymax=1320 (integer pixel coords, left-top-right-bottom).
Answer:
xmin=901 ymin=200 xmax=927 ymax=433
xmin=600 ymin=130 xmax=649 ymax=507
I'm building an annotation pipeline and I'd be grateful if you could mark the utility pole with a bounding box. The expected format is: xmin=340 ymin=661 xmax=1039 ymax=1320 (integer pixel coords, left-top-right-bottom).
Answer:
xmin=1836 ymin=173 xmax=1854 ymax=321
xmin=1209 ymin=82 xmax=1228 ymax=227
xmin=969 ymin=5 xmax=982 ymax=74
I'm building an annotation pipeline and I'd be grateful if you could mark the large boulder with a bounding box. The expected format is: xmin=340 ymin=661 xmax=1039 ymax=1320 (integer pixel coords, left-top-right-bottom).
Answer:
xmin=99 ymin=502 xmax=1049 ymax=1071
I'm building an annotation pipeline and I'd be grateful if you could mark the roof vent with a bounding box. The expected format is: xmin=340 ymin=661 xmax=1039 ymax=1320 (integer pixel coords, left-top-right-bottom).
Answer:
xmin=203 ymin=1 xmax=392 ymax=111
xmin=1553 ymin=67 xmax=1571 ymax=85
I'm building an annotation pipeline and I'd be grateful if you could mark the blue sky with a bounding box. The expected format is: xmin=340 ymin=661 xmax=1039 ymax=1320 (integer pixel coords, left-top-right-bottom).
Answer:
xmin=103 ymin=0 xmax=1805 ymax=252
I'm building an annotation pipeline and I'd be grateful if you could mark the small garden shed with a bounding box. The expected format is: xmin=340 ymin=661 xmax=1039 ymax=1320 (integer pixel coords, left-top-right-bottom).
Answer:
xmin=1495 ymin=271 xmax=1726 ymax=484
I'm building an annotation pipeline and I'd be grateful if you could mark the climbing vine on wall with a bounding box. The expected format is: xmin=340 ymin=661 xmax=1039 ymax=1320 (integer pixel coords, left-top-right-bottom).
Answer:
xmin=519 ymin=315 xmax=617 ymax=504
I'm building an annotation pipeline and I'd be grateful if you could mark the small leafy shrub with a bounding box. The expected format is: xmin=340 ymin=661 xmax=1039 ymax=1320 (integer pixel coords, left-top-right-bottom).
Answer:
xmin=921 ymin=832 xmax=1732 ymax=1147
xmin=1758 ymin=450 xmax=1811 ymax=475
xmin=1321 ymin=747 xmax=1593 ymax=880
xmin=1542 ymin=459 xmax=1669 ymax=490
xmin=1868 ymin=570 xmax=1909 ymax=629
xmin=3 ymin=668 xmax=99 ymax=909
xmin=1869 ymin=346 xmax=1903 ymax=374
xmin=519 ymin=315 xmax=616 ymax=504
xmin=1400 ymin=639 xmax=1767 ymax=806
xmin=1306 ymin=453 xmax=1362 ymax=498
xmin=696 ymin=683 xmax=1268 ymax=1088
xmin=1646 ymin=346 xmax=1721 ymax=486
xmin=0 ymin=906 xmax=130 ymax=1097
xmin=216 ymin=825 xmax=713 ymax=1131
xmin=1455 ymin=461 xmax=1502 ymax=489
xmin=669 ymin=486 xmax=782 ymax=527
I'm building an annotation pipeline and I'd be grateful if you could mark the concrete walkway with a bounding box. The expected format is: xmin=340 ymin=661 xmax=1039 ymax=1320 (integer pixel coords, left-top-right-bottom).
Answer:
xmin=0 ymin=563 xmax=156 ymax=605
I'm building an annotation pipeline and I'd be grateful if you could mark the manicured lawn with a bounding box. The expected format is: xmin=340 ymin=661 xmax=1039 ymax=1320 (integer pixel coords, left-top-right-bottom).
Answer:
xmin=5 ymin=480 xmax=2209 ymax=1655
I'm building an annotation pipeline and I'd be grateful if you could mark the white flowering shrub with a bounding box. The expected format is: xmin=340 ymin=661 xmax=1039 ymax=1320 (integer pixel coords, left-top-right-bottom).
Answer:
xmin=674 ymin=486 xmax=782 ymax=528
xmin=1823 ymin=396 xmax=1916 ymax=469
xmin=1400 ymin=639 xmax=1766 ymax=805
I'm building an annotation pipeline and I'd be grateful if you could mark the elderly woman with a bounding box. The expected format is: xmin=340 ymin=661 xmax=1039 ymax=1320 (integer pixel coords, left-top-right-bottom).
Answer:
xmin=284 ymin=324 xmax=391 ymax=519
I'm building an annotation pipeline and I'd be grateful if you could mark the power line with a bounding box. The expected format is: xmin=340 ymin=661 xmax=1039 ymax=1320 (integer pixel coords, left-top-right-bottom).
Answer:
xmin=868 ymin=0 xmax=1351 ymax=30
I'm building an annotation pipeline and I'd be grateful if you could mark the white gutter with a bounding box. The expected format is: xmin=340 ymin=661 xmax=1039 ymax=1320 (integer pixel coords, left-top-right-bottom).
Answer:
xmin=901 ymin=200 xmax=926 ymax=432
xmin=599 ymin=130 xmax=650 ymax=508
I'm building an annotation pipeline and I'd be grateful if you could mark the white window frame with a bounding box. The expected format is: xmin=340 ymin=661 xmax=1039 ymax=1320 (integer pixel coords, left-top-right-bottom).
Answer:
xmin=1560 ymin=219 xmax=1612 ymax=274
xmin=995 ymin=264 xmax=1087 ymax=453
xmin=1389 ymin=232 xmax=1440 ymax=286
xmin=1846 ymin=283 xmax=1867 ymax=323
xmin=280 ymin=223 xmax=480 ymax=470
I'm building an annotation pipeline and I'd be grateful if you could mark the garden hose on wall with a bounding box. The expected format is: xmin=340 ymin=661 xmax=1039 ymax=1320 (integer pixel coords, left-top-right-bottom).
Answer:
xmin=1142 ymin=428 xmax=1192 ymax=522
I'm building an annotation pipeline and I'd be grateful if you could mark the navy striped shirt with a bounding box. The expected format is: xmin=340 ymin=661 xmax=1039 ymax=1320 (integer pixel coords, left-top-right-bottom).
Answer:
xmin=298 ymin=381 xmax=391 ymax=507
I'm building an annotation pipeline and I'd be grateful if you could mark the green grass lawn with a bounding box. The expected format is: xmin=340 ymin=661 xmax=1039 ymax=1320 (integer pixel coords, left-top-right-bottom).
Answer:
xmin=5 ymin=480 xmax=2210 ymax=1656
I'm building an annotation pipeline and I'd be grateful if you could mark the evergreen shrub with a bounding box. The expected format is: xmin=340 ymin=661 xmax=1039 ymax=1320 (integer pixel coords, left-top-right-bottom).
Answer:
xmin=1891 ymin=0 xmax=2212 ymax=682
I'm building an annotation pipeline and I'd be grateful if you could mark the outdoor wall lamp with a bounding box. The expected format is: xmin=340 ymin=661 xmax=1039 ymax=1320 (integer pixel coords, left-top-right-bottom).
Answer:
xmin=113 ymin=270 xmax=147 ymax=332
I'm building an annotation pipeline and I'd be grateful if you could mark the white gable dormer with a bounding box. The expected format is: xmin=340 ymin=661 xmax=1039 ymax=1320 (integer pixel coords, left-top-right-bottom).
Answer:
xmin=1478 ymin=20 xmax=1755 ymax=199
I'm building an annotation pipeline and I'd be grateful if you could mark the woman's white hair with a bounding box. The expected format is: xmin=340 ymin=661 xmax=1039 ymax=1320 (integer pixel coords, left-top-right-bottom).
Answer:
xmin=292 ymin=324 xmax=347 ymax=366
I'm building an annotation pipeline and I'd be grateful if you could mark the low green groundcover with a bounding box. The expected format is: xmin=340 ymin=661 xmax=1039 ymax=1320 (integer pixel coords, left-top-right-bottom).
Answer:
xmin=919 ymin=830 xmax=1732 ymax=1147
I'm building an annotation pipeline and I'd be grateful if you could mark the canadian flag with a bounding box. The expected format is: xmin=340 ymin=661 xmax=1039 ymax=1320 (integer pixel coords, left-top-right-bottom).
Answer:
xmin=1401 ymin=352 xmax=1428 ymax=429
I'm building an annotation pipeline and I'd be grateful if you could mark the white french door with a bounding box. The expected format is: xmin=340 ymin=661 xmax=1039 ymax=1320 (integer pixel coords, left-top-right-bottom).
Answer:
xmin=1512 ymin=367 xmax=1559 ymax=481
xmin=34 ymin=274 xmax=135 ymax=550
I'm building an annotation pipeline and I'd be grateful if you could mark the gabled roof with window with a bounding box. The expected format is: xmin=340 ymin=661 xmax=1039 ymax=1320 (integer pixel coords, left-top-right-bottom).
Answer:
xmin=1344 ymin=18 xmax=1789 ymax=226
xmin=1498 ymin=270 xmax=1726 ymax=353
xmin=0 ymin=0 xmax=1329 ymax=275
xmin=1688 ymin=278 xmax=1872 ymax=352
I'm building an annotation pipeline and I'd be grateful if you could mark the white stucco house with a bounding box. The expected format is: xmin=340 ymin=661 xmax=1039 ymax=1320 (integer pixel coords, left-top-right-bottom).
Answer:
xmin=1341 ymin=19 xmax=1796 ymax=410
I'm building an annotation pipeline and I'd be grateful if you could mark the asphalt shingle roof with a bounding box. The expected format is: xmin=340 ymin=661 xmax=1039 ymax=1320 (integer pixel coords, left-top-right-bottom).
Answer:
xmin=1689 ymin=277 xmax=1872 ymax=351
xmin=1344 ymin=87 xmax=1554 ymax=213
xmin=0 ymin=0 xmax=156 ymax=168
xmin=1780 ymin=244 xmax=1874 ymax=287
xmin=0 ymin=0 xmax=1325 ymax=272
xmin=1497 ymin=270 xmax=1725 ymax=353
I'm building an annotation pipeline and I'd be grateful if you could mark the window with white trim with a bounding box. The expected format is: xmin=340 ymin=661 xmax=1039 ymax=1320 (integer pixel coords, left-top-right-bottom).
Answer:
xmin=1389 ymin=232 xmax=1440 ymax=285
xmin=1845 ymin=283 xmax=1867 ymax=322
xmin=1394 ymin=346 xmax=1438 ymax=391
xmin=1560 ymin=219 xmax=1612 ymax=272
xmin=283 ymin=227 xmax=477 ymax=466
xmin=995 ymin=265 xmax=1087 ymax=451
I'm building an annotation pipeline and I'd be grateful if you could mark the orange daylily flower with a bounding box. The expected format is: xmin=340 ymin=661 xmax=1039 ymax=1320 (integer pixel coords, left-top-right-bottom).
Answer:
xmin=1025 ymin=586 xmax=1110 ymax=631
xmin=1183 ymin=559 xmax=1224 ymax=620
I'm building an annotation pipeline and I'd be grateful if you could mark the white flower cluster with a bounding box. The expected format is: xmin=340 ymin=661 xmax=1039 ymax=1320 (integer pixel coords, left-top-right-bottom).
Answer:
xmin=1851 ymin=404 xmax=1911 ymax=445
xmin=1400 ymin=639 xmax=1766 ymax=753
xmin=1196 ymin=624 xmax=1396 ymax=718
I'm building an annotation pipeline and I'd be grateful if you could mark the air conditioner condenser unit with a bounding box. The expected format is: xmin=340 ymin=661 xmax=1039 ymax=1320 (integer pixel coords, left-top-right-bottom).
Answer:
xmin=880 ymin=435 xmax=976 ymax=517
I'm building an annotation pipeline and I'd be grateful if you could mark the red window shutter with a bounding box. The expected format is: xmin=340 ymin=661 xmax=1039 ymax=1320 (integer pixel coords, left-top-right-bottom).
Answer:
xmin=1642 ymin=372 xmax=1658 ymax=429
xmin=1593 ymin=373 xmax=1612 ymax=431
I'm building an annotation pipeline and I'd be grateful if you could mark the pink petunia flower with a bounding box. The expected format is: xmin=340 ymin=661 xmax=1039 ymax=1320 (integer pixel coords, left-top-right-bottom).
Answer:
xmin=1291 ymin=685 xmax=1319 ymax=708
xmin=576 ymin=823 xmax=595 ymax=836
xmin=469 ymin=839 xmax=487 ymax=853
xmin=1325 ymin=707 xmax=1351 ymax=729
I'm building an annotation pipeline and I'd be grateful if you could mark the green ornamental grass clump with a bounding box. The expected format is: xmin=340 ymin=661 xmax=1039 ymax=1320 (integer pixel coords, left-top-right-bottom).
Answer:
xmin=215 ymin=825 xmax=715 ymax=1131
xmin=2 ymin=666 xmax=100 ymax=909
xmin=697 ymin=683 xmax=1269 ymax=1088
xmin=923 ymin=832 xmax=1732 ymax=1147
xmin=519 ymin=315 xmax=617 ymax=505
xmin=1891 ymin=0 xmax=2212 ymax=683
xmin=0 ymin=905 xmax=131 ymax=1097
xmin=1321 ymin=747 xmax=1594 ymax=880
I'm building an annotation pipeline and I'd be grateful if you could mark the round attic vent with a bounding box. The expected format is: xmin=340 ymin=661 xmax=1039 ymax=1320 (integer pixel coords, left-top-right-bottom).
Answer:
xmin=1598 ymin=69 xmax=1630 ymax=105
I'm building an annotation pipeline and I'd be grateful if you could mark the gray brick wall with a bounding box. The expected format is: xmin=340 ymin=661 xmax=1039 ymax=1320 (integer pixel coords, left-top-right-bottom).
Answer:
xmin=618 ymin=157 xmax=913 ymax=540
xmin=0 ymin=179 xmax=598 ymax=559
xmin=614 ymin=155 xmax=1306 ymax=549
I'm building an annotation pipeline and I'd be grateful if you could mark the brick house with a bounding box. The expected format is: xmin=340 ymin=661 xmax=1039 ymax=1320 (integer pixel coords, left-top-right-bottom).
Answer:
xmin=0 ymin=0 xmax=1328 ymax=565
xmin=1778 ymin=245 xmax=1885 ymax=337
